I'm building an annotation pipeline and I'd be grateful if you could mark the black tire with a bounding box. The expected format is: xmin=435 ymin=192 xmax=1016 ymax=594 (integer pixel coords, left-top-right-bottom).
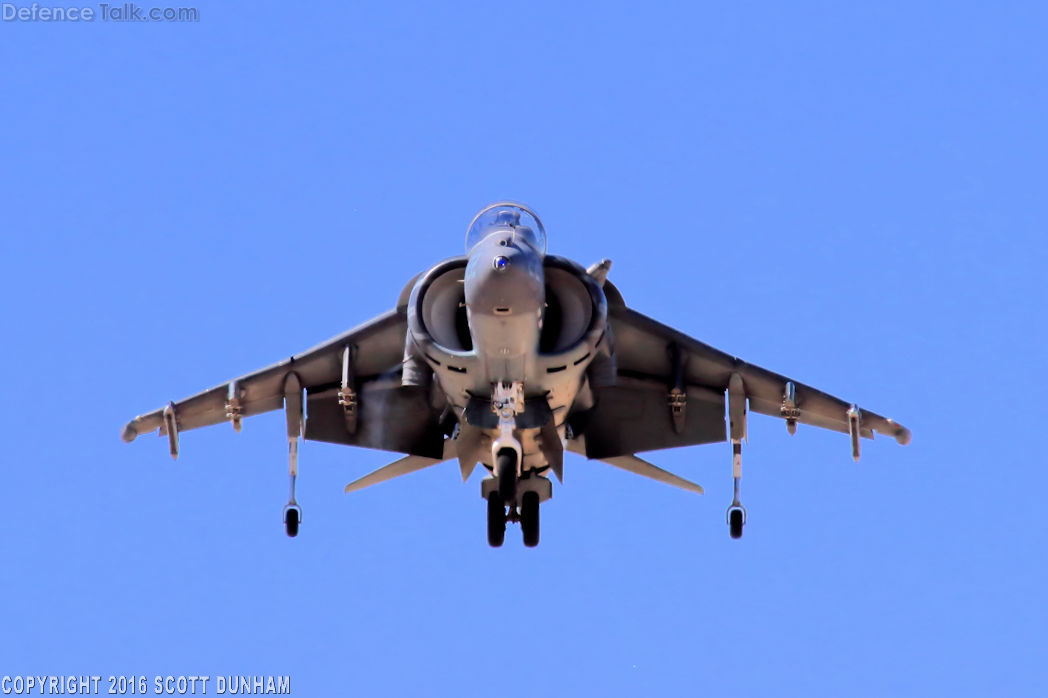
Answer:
xmin=496 ymin=448 xmax=517 ymax=503
xmin=285 ymin=508 xmax=300 ymax=538
xmin=521 ymin=491 xmax=540 ymax=548
xmin=486 ymin=492 xmax=506 ymax=547
xmin=729 ymin=508 xmax=744 ymax=539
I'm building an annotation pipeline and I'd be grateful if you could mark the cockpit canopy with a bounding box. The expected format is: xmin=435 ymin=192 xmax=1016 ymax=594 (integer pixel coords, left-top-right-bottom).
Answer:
xmin=465 ymin=202 xmax=547 ymax=255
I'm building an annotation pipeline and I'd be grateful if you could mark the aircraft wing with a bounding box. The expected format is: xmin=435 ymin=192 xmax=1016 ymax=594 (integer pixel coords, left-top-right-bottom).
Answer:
xmin=122 ymin=309 xmax=447 ymax=459
xmin=579 ymin=306 xmax=911 ymax=460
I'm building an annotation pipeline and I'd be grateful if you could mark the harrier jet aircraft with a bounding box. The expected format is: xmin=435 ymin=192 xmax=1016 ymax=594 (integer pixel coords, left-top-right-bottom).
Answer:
xmin=123 ymin=203 xmax=910 ymax=546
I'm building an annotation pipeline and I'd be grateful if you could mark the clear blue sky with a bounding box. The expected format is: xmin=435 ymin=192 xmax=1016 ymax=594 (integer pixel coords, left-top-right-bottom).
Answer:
xmin=1 ymin=2 xmax=1044 ymax=695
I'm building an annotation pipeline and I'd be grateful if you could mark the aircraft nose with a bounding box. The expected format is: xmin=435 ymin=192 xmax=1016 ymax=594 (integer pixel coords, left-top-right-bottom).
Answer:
xmin=464 ymin=243 xmax=545 ymax=314
xmin=479 ymin=248 xmax=532 ymax=287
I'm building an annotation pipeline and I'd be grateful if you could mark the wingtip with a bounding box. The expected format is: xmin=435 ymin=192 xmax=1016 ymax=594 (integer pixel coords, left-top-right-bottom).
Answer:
xmin=887 ymin=420 xmax=912 ymax=446
xmin=121 ymin=421 xmax=138 ymax=443
xmin=895 ymin=427 xmax=912 ymax=446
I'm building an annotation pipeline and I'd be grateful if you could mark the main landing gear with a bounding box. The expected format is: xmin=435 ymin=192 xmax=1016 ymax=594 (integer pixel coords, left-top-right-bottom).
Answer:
xmin=487 ymin=492 xmax=506 ymax=547
xmin=487 ymin=449 xmax=518 ymax=547
xmin=520 ymin=491 xmax=540 ymax=548
xmin=496 ymin=449 xmax=517 ymax=502
xmin=483 ymin=450 xmax=550 ymax=548
xmin=485 ymin=489 xmax=542 ymax=548
xmin=484 ymin=381 xmax=549 ymax=547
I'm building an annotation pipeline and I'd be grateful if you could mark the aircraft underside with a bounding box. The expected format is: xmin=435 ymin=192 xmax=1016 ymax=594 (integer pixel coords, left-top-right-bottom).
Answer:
xmin=122 ymin=202 xmax=911 ymax=547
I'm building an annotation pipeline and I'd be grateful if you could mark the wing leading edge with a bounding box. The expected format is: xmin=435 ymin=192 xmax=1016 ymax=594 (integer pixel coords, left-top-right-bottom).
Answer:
xmin=579 ymin=306 xmax=910 ymax=460
xmin=121 ymin=309 xmax=444 ymax=459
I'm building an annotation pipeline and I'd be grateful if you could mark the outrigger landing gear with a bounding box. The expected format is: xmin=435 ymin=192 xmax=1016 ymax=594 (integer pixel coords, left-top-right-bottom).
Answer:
xmin=282 ymin=439 xmax=302 ymax=537
xmin=283 ymin=373 xmax=304 ymax=538
xmin=727 ymin=373 xmax=747 ymax=540
xmin=728 ymin=507 xmax=745 ymax=539
xmin=726 ymin=444 xmax=746 ymax=540
xmin=283 ymin=499 xmax=301 ymax=538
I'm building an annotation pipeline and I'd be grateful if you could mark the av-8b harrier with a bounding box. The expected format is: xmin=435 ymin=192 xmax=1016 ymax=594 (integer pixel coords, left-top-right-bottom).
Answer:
xmin=123 ymin=203 xmax=911 ymax=546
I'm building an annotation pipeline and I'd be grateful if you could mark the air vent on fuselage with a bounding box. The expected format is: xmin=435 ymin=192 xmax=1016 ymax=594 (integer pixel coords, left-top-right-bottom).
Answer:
xmin=419 ymin=264 xmax=473 ymax=352
xmin=539 ymin=266 xmax=593 ymax=353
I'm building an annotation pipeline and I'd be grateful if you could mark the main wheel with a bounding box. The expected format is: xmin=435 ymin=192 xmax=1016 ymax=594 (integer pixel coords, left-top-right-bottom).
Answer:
xmin=496 ymin=449 xmax=517 ymax=503
xmin=486 ymin=492 xmax=506 ymax=547
xmin=284 ymin=508 xmax=300 ymax=538
xmin=520 ymin=491 xmax=540 ymax=548
xmin=728 ymin=508 xmax=744 ymax=539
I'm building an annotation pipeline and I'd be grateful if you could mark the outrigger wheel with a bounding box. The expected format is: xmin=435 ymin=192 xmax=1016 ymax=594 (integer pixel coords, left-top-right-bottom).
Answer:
xmin=283 ymin=505 xmax=301 ymax=538
xmin=728 ymin=507 xmax=745 ymax=540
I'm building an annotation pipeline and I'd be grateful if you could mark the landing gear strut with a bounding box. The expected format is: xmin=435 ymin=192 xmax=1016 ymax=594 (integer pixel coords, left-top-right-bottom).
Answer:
xmin=496 ymin=448 xmax=517 ymax=502
xmin=482 ymin=457 xmax=553 ymax=547
xmin=489 ymin=448 xmax=516 ymax=547
xmin=283 ymin=447 xmax=302 ymax=538
xmin=283 ymin=373 xmax=303 ymax=538
xmin=726 ymin=444 xmax=746 ymax=539
xmin=727 ymin=373 xmax=747 ymax=540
